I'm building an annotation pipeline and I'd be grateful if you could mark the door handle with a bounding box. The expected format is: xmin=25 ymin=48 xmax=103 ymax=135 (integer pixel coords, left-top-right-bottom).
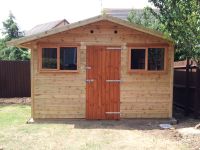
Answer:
xmin=86 ymin=79 xmax=94 ymax=83
xmin=86 ymin=66 xmax=92 ymax=70
xmin=106 ymin=80 xmax=122 ymax=83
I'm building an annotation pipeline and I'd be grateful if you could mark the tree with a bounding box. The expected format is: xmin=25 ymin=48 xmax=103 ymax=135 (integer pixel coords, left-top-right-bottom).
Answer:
xmin=0 ymin=12 xmax=30 ymax=60
xmin=144 ymin=0 xmax=200 ymax=117
xmin=147 ymin=0 xmax=200 ymax=64
xmin=127 ymin=8 xmax=160 ymax=31
xmin=2 ymin=12 xmax=21 ymax=41
xmin=127 ymin=2 xmax=200 ymax=62
xmin=0 ymin=39 xmax=6 ymax=51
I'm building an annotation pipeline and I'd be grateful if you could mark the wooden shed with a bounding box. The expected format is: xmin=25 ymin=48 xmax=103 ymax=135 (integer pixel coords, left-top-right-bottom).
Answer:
xmin=8 ymin=15 xmax=174 ymax=120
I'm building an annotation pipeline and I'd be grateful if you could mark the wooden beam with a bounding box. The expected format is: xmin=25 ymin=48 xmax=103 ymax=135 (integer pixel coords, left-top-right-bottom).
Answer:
xmin=169 ymin=44 xmax=174 ymax=118
xmin=30 ymin=47 xmax=35 ymax=118
xmin=127 ymin=43 xmax=170 ymax=47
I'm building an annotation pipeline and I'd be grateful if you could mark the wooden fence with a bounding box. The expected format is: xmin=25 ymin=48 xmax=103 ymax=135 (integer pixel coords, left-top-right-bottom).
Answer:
xmin=0 ymin=61 xmax=31 ymax=98
xmin=174 ymin=60 xmax=200 ymax=118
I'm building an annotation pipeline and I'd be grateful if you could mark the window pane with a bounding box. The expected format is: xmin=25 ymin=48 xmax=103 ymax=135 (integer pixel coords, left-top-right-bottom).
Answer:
xmin=131 ymin=49 xmax=145 ymax=69
xmin=42 ymin=48 xmax=57 ymax=69
xmin=148 ymin=48 xmax=165 ymax=70
xmin=60 ymin=47 xmax=77 ymax=70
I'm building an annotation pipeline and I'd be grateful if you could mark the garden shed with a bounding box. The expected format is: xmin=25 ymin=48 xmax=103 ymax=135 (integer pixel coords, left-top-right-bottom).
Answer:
xmin=8 ymin=15 xmax=174 ymax=120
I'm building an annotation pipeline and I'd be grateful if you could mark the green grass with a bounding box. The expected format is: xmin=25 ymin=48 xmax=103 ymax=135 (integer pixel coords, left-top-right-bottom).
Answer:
xmin=0 ymin=104 xmax=71 ymax=150
xmin=0 ymin=104 xmax=189 ymax=150
xmin=0 ymin=105 xmax=30 ymax=127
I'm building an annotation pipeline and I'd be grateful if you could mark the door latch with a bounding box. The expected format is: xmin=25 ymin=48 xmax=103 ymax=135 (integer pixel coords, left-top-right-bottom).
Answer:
xmin=86 ymin=79 xmax=94 ymax=83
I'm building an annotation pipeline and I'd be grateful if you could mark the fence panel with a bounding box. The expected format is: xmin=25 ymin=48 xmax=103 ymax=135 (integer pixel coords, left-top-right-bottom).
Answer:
xmin=174 ymin=60 xmax=200 ymax=117
xmin=0 ymin=61 xmax=30 ymax=98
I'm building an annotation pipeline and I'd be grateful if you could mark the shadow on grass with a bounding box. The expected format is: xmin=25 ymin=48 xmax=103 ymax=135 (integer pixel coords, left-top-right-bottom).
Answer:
xmin=31 ymin=118 xmax=172 ymax=130
xmin=30 ymin=107 xmax=200 ymax=130
xmin=173 ymin=106 xmax=200 ymax=129
xmin=29 ymin=118 xmax=200 ymax=130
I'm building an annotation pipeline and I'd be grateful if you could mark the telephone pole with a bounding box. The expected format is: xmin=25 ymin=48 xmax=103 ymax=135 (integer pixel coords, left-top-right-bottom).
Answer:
xmin=100 ymin=0 xmax=103 ymax=11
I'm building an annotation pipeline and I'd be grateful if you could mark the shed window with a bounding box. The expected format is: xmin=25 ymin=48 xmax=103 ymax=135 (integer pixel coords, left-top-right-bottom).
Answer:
xmin=129 ymin=47 xmax=166 ymax=72
xmin=39 ymin=45 xmax=79 ymax=72
xmin=60 ymin=47 xmax=77 ymax=70
xmin=131 ymin=49 xmax=146 ymax=69
xmin=42 ymin=48 xmax=57 ymax=69
xmin=148 ymin=48 xmax=165 ymax=70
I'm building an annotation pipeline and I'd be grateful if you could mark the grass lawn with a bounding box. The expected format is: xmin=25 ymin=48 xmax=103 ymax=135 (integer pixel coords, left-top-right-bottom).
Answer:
xmin=0 ymin=104 xmax=199 ymax=150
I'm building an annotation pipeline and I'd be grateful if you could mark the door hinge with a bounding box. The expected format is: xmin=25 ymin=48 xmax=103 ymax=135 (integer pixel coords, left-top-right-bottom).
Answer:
xmin=106 ymin=112 xmax=121 ymax=114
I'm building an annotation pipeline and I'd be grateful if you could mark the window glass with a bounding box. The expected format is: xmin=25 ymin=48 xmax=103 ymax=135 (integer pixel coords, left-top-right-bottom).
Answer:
xmin=42 ymin=48 xmax=57 ymax=69
xmin=131 ymin=49 xmax=146 ymax=69
xmin=60 ymin=47 xmax=77 ymax=70
xmin=148 ymin=48 xmax=165 ymax=70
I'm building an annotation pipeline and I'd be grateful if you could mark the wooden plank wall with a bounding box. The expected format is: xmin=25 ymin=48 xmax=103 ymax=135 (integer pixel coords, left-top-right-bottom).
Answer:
xmin=32 ymin=45 xmax=86 ymax=118
xmin=121 ymin=46 xmax=174 ymax=118
xmin=30 ymin=20 xmax=173 ymax=119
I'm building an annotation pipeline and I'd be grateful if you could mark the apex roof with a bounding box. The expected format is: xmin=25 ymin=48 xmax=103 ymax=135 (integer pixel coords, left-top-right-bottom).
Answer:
xmin=8 ymin=14 xmax=173 ymax=47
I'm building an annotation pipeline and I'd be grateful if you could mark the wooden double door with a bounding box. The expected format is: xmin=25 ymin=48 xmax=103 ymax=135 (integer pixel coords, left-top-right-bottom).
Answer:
xmin=86 ymin=46 xmax=121 ymax=120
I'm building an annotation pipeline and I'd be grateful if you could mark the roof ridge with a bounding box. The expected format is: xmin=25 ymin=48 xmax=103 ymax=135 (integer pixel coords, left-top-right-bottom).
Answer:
xmin=31 ymin=19 xmax=65 ymax=29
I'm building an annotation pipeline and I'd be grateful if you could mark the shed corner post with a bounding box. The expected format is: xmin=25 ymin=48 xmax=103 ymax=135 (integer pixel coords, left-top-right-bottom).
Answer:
xmin=30 ymin=44 xmax=37 ymax=119
xmin=169 ymin=44 xmax=175 ymax=118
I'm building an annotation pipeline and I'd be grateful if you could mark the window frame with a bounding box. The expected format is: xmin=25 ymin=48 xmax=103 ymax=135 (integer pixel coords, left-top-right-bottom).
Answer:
xmin=38 ymin=44 xmax=79 ymax=73
xmin=128 ymin=47 xmax=148 ymax=71
xmin=128 ymin=46 xmax=168 ymax=73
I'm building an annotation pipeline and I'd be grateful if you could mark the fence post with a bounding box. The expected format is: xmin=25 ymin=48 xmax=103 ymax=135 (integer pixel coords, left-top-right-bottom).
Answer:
xmin=184 ymin=58 xmax=190 ymax=115
xmin=194 ymin=67 xmax=200 ymax=118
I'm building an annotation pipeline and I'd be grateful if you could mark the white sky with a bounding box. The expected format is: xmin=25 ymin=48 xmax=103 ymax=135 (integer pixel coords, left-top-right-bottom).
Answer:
xmin=0 ymin=0 xmax=154 ymax=37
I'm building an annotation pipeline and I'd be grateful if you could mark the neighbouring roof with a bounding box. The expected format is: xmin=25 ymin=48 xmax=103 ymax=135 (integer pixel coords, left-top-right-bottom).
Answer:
xmin=104 ymin=8 xmax=132 ymax=20
xmin=8 ymin=14 xmax=173 ymax=47
xmin=25 ymin=19 xmax=69 ymax=36
xmin=174 ymin=60 xmax=197 ymax=68
xmin=104 ymin=8 xmax=159 ymax=20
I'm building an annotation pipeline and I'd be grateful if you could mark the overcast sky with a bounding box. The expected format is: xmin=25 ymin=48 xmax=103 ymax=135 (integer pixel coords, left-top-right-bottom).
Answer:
xmin=0 ymin=0 xmax=154 ymax=37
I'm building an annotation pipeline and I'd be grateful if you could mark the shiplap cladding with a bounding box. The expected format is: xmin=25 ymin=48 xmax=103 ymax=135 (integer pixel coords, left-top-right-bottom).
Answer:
xmin=29 ymin=20 xmax=173 ymax=119
xmin=32 ymin=45 xmax=86 ymax=118
xmin=120 ymin=46 xmax=174 ymax=118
